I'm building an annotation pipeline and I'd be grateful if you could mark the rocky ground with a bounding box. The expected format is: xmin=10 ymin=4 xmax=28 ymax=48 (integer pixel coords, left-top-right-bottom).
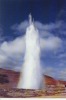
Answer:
xmin=0 ymin=88 xmax=66 ymax=98
xmin=0 ymin=88 xmax=46 ymax=98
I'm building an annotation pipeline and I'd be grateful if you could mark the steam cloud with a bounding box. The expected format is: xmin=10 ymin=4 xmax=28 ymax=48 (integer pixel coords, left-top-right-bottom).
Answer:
xmin=17 ymin=15 xmax=43 ymax=89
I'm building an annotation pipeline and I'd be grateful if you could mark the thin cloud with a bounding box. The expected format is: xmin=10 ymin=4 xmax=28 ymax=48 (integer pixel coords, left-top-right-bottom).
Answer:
xmin=40 ymin=36 xmax=62 ymax=51
xmin=58 ymin=53 xmax=66 ymax=58
xmin=11 ymin=20 xmax=61 ymax=34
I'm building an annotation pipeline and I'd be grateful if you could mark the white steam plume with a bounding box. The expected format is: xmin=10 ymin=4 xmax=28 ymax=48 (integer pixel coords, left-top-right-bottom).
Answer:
xmin=17 ymin=14 xmax=43 ymax=89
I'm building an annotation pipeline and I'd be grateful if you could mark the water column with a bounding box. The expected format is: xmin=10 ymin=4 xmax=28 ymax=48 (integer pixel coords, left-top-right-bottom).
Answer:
xmin=18 ymin=14 xmax=42 ymax=89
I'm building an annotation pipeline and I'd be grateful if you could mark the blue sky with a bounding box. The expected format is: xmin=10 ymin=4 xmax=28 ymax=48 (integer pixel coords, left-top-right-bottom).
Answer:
xmin=0 ymin=0 xmax=66 ymax=80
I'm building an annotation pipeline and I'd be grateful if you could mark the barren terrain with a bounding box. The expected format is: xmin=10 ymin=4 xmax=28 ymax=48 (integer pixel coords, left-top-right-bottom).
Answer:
xmin=0 ymin=68 xmax=66 ymax=98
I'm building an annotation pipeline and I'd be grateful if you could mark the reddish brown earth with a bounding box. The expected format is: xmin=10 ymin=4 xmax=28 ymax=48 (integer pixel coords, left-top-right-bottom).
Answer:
xmin=0 ymin=68 xmax=66 ymax=88
xmin=44 ymin=75 xmax=58 ymax=85
xmin=0 ymin=68 xmax=20 ymax=89
xmin=0 ymin=68 xmax=66 ymax=97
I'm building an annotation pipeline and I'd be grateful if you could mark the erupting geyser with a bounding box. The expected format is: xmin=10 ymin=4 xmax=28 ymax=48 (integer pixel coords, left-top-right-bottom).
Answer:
xmin=17 ymin=14 xmax=43 ymax=89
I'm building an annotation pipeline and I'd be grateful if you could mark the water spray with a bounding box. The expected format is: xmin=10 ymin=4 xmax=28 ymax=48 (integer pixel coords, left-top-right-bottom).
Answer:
xmin=17 ymin=14 xmax=43 ymax=89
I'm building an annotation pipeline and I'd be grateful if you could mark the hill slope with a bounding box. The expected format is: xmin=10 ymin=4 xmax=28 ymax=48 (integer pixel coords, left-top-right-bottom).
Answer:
xmin=0 ymin=68 xmax=66 ymax=89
